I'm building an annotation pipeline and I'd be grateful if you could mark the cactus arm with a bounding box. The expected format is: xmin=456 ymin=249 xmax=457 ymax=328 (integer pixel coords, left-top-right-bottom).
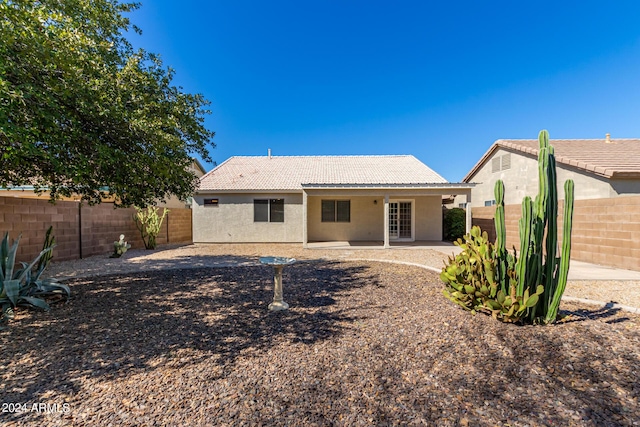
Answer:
xmin=546 ymin=179 xmax=574 ymax=323
xmin=542 ymin=150 xmax=558 ymax=314
xmin=516 ymin=197 xmax=533 ymax=296
xmin=494 ymin=180 xmax=508 ymax=294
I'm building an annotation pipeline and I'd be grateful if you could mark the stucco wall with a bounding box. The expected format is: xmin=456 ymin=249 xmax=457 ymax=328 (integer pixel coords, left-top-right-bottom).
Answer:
xmin=193 ymin=193 xmax=303 ymax=243
xmin=306 ymin=195 xmax=442 ymax=242
xmin=307 ymin=196 xmax=383 ymax=241
xmin=194 ymin=193 xmax=444 ymax=243
xmin=460 ymin=148 xmax=639 ymax=208
xmin=414 ymin=196 xmax=443 ymax=240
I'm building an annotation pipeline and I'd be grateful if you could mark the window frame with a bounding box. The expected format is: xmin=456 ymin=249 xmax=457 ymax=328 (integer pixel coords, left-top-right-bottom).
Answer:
xmin=254 ymin=199 xmax=285 ymax=223
xmin=321 ymin=200 xmax=350 ymax=223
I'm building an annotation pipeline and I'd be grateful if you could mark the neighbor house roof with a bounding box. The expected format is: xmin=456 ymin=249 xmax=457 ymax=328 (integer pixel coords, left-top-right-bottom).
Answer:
xmin=198 ymin=155 xmax=452 ymax=192
xmin=463 ymin=137 xmax=640 ymax=181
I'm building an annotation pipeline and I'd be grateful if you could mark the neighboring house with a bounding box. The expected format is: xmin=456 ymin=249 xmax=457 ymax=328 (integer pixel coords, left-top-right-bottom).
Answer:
xmin=454 ymin=135 xmax=640 ymax=207
xmin=162 ymin=158 xmax=208 ymax=208
xmin=194 ymin=155 xmax=474 ymax=247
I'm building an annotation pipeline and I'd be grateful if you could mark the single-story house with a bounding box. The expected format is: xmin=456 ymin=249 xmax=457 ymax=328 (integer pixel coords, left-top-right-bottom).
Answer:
xmin=194 ymin=154 xmax=474 ymax=247
xmin=453 ymin=134 xmax=640 ymax=207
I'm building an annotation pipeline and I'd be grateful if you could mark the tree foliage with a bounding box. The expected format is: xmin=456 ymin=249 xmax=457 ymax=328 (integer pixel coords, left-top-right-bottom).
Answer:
xmin=0 ymin=0 xmax=214 ymax=206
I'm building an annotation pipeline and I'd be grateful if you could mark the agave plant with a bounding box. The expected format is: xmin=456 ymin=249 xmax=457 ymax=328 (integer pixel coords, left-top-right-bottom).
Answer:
xmin=0 ymin=232 xmax=70 ymax=324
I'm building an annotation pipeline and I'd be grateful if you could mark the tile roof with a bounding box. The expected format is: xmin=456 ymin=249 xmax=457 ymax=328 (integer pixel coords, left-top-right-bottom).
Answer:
xmin=198 ymin=155 xmax=448 ymax=191
xmin=464 ymin=138 xmax=640 ymax=181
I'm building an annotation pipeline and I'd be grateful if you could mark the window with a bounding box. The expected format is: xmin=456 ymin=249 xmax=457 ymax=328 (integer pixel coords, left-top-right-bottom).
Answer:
xmin=484 ymin=200 xmax=496 ymax=207
xmin=203 ymin=198 xmax=219 ymax=206
xmin=321 ymin=200 xmax=350 ymax=222
xmin=254 ymin=199 xmax=284 ymax=222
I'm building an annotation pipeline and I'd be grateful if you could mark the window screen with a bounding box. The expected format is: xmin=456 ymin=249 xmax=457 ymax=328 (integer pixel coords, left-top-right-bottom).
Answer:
xmin=336 ymin=200 xmax=350 ymax=222
xmin=254 ymin=200 xmax=269 ymax=222
xmin=321 ymin=200 xmax=335 ymax=222
xmin=270 ymin=199 xmax=284 ymax=222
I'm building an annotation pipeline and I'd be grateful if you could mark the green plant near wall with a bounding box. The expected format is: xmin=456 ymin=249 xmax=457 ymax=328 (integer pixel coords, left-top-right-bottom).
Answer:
xmin=0 ymin=232 xmax=70 ymax=325
xmin=443 ymin=207 xmax=467 ymax=241
xmin=442 ymin=130 xmax=575 ymax=325
xmin=134 ymin=206 xmax=169 ymax=250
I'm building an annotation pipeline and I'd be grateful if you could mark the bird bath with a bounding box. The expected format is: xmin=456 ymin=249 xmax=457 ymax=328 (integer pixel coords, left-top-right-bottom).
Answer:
xmin=259 ymin=257 xmax=296 ymax=311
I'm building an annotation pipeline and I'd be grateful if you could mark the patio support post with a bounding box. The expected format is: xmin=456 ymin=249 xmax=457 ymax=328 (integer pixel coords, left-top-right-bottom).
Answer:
xmin=302 ymin=190 xmax=308 ymax=248
xmin=384 ymin=194 xmax=390 ymax=248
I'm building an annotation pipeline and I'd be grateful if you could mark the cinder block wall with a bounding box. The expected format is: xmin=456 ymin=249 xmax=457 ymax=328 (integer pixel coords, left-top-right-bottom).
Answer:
xmin=0 ymin=196 xmax=192 ymax=263
xmin=472 ymin=196 xmax=640 ymax=271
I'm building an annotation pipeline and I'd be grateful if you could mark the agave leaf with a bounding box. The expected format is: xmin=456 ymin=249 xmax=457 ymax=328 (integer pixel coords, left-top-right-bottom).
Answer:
xmin=18 ymin=296 xmax=51 ymax=311
xmin=4 ymin=234 xmax=21 ymax=281
xmin=3 ymin=279 xmax=20 ymax=306
xmin=33 ymin=280 xmax=70 ymax=298
xmin=14 ymin=246 xmax=52 ymax=284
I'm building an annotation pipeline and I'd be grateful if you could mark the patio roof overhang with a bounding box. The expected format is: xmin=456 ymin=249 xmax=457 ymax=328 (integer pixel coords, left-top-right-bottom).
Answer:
xmin=301 ymin=183 xmax=475 ymax=189
xmin=300 ymin=183 xmax=475 ymax=249
xmin=301 ymin=183 xmax=475 ymax=196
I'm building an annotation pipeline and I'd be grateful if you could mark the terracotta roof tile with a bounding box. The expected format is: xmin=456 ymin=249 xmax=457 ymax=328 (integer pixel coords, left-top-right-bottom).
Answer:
xmin=198 ymin=155 xmax=448 ymax=191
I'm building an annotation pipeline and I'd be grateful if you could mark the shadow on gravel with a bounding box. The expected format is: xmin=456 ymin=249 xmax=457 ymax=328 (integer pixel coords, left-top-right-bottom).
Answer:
xmin=443 ymin=311 xmax=640 ymax=426
xmin=0 ymin=261 xmax=379 ymax=403
xmin=559 ymin=303 xmax=630 ymax=324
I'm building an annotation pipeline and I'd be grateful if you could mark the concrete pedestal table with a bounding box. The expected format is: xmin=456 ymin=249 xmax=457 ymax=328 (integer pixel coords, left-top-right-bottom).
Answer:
xmin=259 ymin=257 xmax=296 ymax=311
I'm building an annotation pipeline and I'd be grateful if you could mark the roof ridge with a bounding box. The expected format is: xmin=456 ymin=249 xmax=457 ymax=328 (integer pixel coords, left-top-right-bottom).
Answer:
xmin=223 ymin=154 xmax=415 ymax=158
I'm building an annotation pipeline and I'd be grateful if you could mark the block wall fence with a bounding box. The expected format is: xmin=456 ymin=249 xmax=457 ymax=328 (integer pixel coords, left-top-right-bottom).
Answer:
xmin=0 ymin=196 xmax=193 ymax=264
xmin=472 ymin=196 xmax=640 ymax=271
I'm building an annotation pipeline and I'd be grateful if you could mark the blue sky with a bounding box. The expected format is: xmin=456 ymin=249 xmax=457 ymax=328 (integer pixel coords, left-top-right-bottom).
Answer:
xmin=130 ymin=1 xmax=640 ymax=181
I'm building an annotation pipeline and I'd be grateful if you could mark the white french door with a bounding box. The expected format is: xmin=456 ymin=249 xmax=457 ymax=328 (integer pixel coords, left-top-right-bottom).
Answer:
xmin=388 ymin=200 xmax=414 ymax=241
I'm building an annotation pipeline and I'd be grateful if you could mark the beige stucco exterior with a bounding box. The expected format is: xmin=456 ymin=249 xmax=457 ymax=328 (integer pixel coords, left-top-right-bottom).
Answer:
xmin=193 ymin=189 xmax=456 ymax=244
xmin=306 ymin=195 xmax=443 ymax=242
xmin=193 ymin=193 xmax=303 ymax=243
xmin=456 ymin=148 xmax=640 ymax=208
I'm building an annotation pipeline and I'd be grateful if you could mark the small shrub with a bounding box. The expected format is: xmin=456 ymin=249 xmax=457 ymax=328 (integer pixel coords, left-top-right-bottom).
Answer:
xmin=134 ymin=206 xmax=169 ymax=250
xmin=443 ymin=207 xmax=466 ymax=241
xmin=110 ymin=234 xmax=131 ymax=258
xmin=441 ymin=226 xmax=542 ymax=323
xmin=0 ymin=232 xmax=70 ymax=325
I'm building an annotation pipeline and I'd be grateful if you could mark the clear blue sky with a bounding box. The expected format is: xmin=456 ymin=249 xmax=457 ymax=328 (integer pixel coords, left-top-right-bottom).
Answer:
xmin=129 ymin=1 xmax=640 ymax=182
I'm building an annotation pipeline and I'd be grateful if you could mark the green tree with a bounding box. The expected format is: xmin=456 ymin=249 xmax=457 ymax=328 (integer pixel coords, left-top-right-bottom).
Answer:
xmin=0 ymin=0 xmax=214 ymax=207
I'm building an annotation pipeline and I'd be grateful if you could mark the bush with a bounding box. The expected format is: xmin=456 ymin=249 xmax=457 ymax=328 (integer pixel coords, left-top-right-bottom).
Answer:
xmin=0 ymin=231 xmax=70 ymax=325
xmin=134 ymin=206 xmax=169 ymax=250
xmin=441 ymin=226 xmax=542 ymax=323
xmin=443 ymin=207 xmax=466 ymax=241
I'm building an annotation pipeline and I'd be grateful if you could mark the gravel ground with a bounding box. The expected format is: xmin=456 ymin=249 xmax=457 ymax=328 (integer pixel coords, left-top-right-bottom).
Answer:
xmin=45 ymin=243 xmax=640 ymax=309
xmin=2 ymin=249 xmax=639 ymax=426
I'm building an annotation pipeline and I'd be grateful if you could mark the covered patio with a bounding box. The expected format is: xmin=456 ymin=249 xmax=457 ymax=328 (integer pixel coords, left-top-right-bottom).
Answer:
xmin=301 ymin=184 xmax=474 ymax=249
